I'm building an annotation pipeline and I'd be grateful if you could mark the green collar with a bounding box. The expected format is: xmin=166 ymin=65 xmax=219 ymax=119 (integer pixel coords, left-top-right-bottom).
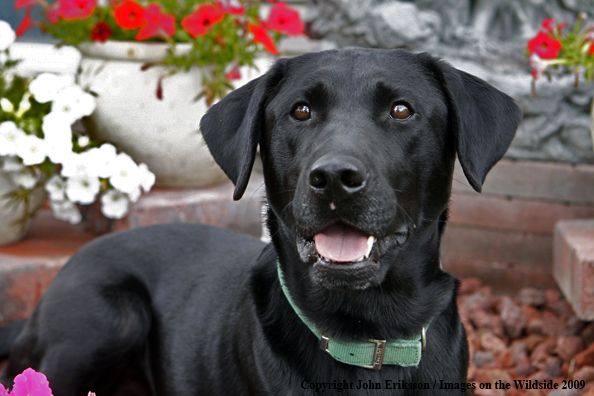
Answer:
xmin=276 ymin=260 xmax=427 ymax=370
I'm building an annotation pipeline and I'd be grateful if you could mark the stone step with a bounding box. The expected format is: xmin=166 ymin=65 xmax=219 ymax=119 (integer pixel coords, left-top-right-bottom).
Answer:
xmin=443 ymin=159 xmax=594 ymax=294
xmin=553 ymin=219 xmax=594 ymax=320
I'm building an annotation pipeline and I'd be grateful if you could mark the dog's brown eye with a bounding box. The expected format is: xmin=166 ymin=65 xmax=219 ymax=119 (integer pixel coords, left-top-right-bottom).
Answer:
xmin=390 ymin=104 xmax=411 ymax=120
xmin=292 ymin=104 xmax=311 ymax=121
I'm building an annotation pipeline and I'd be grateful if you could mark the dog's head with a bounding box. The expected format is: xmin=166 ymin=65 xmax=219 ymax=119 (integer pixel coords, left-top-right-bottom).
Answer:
xmin=201 ymin=49 xmax=522 ymax=292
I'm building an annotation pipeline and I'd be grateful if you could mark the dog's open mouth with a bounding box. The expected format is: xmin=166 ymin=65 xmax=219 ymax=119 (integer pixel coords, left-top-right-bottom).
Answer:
xmin=313 ymin=224 xmax=374 ymax=264
xmin=296 ymin=222 xmax=409 ymax=290
xmin=296 ymin=223 xmax=383 ymax=268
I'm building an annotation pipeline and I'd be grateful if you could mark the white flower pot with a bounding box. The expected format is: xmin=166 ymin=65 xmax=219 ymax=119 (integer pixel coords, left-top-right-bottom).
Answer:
xmin=0 ymin=171 xmax=46 ymax=246
xmin=77 ymin=41 xmax=266 ymax=188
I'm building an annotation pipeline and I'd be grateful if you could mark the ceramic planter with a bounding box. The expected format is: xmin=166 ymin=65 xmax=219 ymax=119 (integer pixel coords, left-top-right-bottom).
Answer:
xmin=77 ymin=41 xmax=264 ymax=188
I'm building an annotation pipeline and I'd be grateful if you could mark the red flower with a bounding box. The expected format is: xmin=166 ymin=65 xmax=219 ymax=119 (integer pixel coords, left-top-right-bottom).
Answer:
xmin=541 ymin=18 xmax=556 ymax=32
xmin=248 ymin=23 xmax=277 ymax=55
xmin=181 ymin=4 xmax=224 ymax=38
xmin=58 ymin=0 xmax=97 ymax=20
xmin=540 ymin=18 xmax=567 ymax=33
xmin=136 ymin=3 xmax=175 ymax=40
xmin=114 ymin=0 xmax=144 ymax=29
xmin=14 ymin=0 xmax=38 ymax=10
xmin=16 ymin=6 xmax=34 ymax=37
xmin=91 ymin=21 xmax=112 ymax=41
xmin=215 ymin=0 xmax=244 ymax=15
xmin=527 ymin=31 xmax=562 ymax=59
xmin=266 ymin=2 xmax=303 ymax=36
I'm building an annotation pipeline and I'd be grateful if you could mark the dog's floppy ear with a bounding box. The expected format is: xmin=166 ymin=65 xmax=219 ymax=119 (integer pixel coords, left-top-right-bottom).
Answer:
xmin=200 ymin=59 xmax=287 ymax=200
xmin=425 ymin=55 xmax=523 ymax=192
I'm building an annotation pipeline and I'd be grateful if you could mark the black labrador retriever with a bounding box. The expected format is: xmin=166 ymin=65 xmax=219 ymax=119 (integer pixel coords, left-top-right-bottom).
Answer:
xmin=0 ymin=49 xmax=522 ymax=395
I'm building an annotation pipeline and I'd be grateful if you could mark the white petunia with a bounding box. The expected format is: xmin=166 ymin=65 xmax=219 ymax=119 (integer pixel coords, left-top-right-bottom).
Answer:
xmin=10 ymin=168 xmax=40 ymax=189
xmin=42 ymin=111 xmax=72 ymax=139
xmin=1 ymin=156 xmax=23 ymax=172
xmin=44 ymin=132 xmax=73 ymax=164
xmin=15 ymin=134 xmax=47 ymax=165
xmin=65 ymin=174 xmax=101 ymax=204
xmin=0 ymin=21 xmax=16 ymax=51
xmin=60 ymin=152 xmax=89 ymax=178
xmin=110 ymin=153 xmax=141 ymax=194
xmin=127 ymin=186 xmax=141 ymax=203
xmin=29 ymin=73 xmax=74 ymax=103
xmin=49 ymin=199 xmax=82 ymax=224
xmin=100 ymin=189 xmax=130 ymax=219
xmin=51 ymin=85 xmax=96 ymax=124
xmin=84 ymin=144 xmax=117 ymax=179
xmin=42 ymin=113 xmax=73 ymax=164
xmin=138 ymin=163 xmax=156 ymax=193
xmin=45 ymin=174 xmax=67 ymax=201
xmin=0 ymin=121 xmax=26 ymax=156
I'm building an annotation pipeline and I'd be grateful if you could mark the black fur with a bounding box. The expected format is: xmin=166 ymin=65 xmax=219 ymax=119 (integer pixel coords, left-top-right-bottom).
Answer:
xmin=0 ymin=49 xmax=522 ymax=395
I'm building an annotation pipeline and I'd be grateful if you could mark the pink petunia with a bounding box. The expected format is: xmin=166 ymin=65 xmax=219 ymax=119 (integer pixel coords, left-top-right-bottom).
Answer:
xmin=58 ymin=0 xmax=97 ymax=20
xmin=265 ymin=2 xmax=303 ymax=36
xmin=136 ymin=3 xmax=175 ymax=40
xmin=11 ymin=368 xmax=53 ymax=396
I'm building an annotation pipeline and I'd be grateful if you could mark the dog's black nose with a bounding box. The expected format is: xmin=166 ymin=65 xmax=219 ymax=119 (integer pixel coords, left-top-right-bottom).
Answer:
xmin=309 ymin=156 xmax=368 ymax=201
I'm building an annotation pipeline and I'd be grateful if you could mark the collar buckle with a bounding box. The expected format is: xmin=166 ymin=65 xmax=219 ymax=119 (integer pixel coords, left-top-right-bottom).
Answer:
xmin=320 ymin=334 xmax=387 ymax=370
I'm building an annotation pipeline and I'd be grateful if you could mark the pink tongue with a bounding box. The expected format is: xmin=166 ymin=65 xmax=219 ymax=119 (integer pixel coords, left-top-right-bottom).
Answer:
xmin=313 ymin=224 xmax=369 ymax=262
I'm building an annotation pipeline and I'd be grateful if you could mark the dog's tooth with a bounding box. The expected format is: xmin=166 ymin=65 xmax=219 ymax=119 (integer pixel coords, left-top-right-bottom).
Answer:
xmin=329 ymin=202 xmax=336 ymax=210
xmin=364 ymin=236 xmax=375 ymax=259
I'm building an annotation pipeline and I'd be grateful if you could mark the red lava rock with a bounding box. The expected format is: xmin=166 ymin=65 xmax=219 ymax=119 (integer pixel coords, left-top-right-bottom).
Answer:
xmin=555 ymin=336 xmax=584 ymax=362
xmin=546 ymin=356 xmax=562 ymax=378
xmin=565 ymin=316 xmax=585 ymax=337
xmin=527 ymin=370 xmax=549 ymax=382
xmin=498 ymin=295 xmax=528 ymax=339
xmin=468 ymin=334 xmax=481 ymax=353
xmin=549 ymin=299 xmax=576 ymax=320
xmin=458 ymin=277 xmax=483 ymax=295
xmin=545 ymin=289 xmax=562 ymax=307
xmin=581 ymin=323 xmax=594 ymax=346
xmin=575 ymin=341 xmax=594 ymax=368
xmin=461 ymin=292 xmax=492 ymax=313
xmin=525 ymin=334 xmax=548 ymax=353
xmin=474 ymin=350 xmax=495 ymax=368
xmin=496 ymin=349 xmax=514 ymax=368
xmin=531 ymin=339 xmax=557 ymax=371
xmin=528 ymin=318 xmax=547 ymax=336
xmin=542 ymin=311 xmax=567 ymax=337
xmin=520 ymin=287 xmax=547 ymax=308
xmin=470 ymin=310 xmax=505 ymax=338
xmin=474 ymin=368 xmax=511 ymax=396
xmin=521 ymin=305 xmax=543 ymax=322
xmin=582 ymin=386 xmax=594 ymax=396
xmin=514 ymin=357 xmax=537 ymax=377
xmin=509 ymin=340 xmax=529 ymax=363
xmin=574 ymin=366 xmax=594 ymax=383
xmin=458 ymin=281 xmax=593 ymax=394
xmin=481 ymin=332 xmax=507 ymax=356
